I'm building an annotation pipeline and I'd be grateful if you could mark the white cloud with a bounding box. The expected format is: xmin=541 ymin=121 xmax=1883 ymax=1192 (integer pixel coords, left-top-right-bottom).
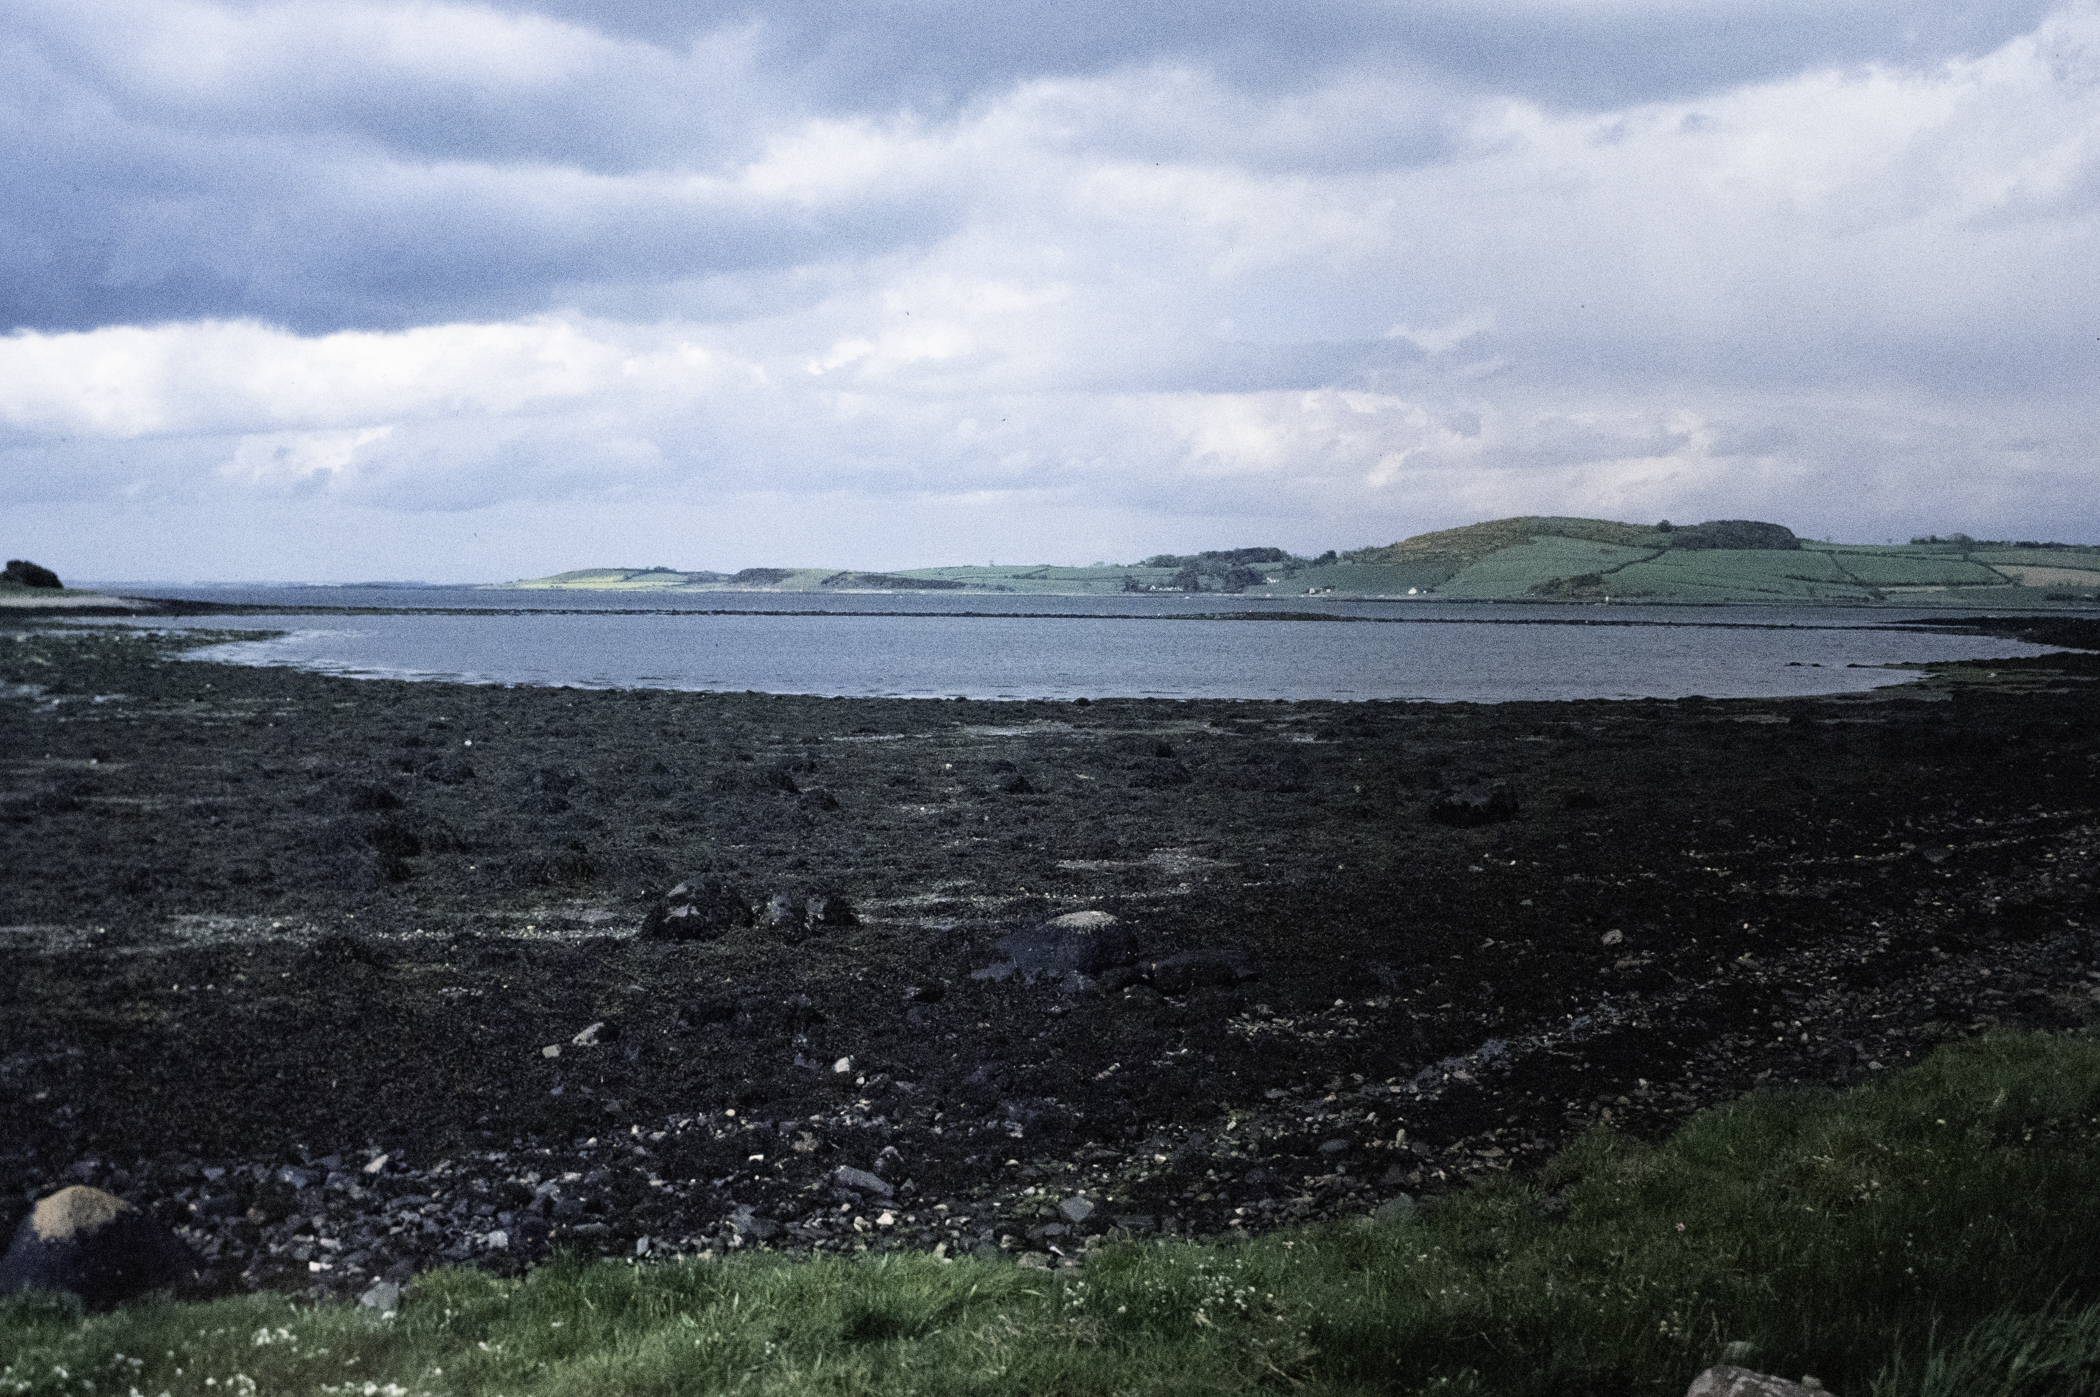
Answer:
xmin=4 ymin=0 xmax=2099 ymax=578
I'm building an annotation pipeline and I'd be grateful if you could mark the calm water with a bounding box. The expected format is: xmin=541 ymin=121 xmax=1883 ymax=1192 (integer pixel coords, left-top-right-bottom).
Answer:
xmin=87 ymin=584 xmax=2065 ymax=702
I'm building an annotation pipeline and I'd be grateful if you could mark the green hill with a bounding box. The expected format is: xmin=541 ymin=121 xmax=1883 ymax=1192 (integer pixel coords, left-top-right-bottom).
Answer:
xmin=491 ymin=520 xmax=2100 ymax=606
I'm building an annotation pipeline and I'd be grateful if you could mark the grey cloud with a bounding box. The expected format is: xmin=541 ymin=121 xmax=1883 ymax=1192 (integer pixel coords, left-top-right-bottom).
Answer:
xmin=4 ymin=0 xmax=2069 ymax=336
xmin=521 ymin=0 xmax=2060 ymax=109
xmin=1078 ymin=337 xmax=1431 ymax=395
xmin=14 ymin=5 xmax=778 ymax=174
xmin=1 ymin=117 xmax=964 ymax=333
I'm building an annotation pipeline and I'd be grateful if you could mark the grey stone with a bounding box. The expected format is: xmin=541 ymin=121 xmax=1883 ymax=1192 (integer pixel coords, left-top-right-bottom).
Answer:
xmin=1373 ymin=1195 xmax=1416 ymax=1223
xmin=0 ymin=1187 xmax=205 ymax=1311
xmin=1056 ymin=1196 xmax=1095 ymax=1225
xmin=833 ymin=1166 xmax=894 ymax=1199
xmin=727 ymin=1205 xmax=780 ymax=1241
xmin=1685 ymin=1367 xmax=1834 ymax=1397
xmin=358 ymin=1279 xmax=402 ymax=1313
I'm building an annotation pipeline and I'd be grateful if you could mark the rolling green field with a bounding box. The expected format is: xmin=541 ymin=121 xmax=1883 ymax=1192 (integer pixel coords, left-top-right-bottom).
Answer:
xmin=491 ymin=519 xmax=2100 ymax=607
xmin=9 ymin=1030 xmax=2100 ymax=1396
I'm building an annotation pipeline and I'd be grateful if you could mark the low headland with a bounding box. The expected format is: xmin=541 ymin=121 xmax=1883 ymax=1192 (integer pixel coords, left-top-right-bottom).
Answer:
xmin=3 ymin=611 xmax=2098 ymax=1392
xmin=496 ymin=517 xmax=2100 ymax=608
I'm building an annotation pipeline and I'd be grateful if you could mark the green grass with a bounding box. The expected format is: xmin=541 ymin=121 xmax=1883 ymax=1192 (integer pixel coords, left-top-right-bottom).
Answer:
xmin=1439 ymin=539 xmax=1656 ymax=598
xmin=10 ymin=1030 xmax=2100 ymax=1395
xmin=1812 ymin=550 xmax=2009 ymax=589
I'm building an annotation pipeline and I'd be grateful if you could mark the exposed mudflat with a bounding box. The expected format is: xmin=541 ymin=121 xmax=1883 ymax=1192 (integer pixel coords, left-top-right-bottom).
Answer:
xmin=3 ymin=617 xmax=2097 ymax=1298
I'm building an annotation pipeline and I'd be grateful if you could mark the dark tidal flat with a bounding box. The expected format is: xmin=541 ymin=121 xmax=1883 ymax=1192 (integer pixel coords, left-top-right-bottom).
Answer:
xmin=3 ymin=617 xmax=2097 ymax=1299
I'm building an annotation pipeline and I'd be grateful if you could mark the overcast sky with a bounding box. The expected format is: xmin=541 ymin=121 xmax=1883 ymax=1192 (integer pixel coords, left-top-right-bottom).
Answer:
xmin=4 ymin=0 xmax=2097 ymax=581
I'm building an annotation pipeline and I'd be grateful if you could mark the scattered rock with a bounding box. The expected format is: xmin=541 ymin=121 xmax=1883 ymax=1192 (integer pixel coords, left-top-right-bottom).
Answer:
xmin=0 ymin=1187 xmax=204 ymax=1310
xmin=641 ymin=875 xmax=754 ymax=941
xmin=1057 ymin=1196 xmax=1094 ymax=1225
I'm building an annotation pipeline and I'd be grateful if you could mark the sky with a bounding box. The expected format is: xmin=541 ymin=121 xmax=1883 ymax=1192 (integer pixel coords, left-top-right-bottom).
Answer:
xmin=4 ymin=0 xmax=2098 ymax=581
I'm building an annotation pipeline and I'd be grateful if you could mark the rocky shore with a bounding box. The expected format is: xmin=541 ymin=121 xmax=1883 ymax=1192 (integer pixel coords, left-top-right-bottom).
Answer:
xmin=3 ymin=616 xmax=2096 ymax=1302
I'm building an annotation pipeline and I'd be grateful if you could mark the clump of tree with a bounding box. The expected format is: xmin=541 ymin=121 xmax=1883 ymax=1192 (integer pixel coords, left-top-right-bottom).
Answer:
xmin=1646 ymin=520 xmax=1800 ymax=551
xmin=817 ymin=572 xmax=967 ymax=590
xmin=3 ymin=559 xmax=61 ymax=589
xmin=1169 ymin=562 xmax=1266 ymax=592
xmin=1139 ymin=546 xmax=1292 ymax=569
xmin=1911 ymin=535 xmax=2080 ymax=551
xmin=1131 ymin=546 xmax=1292 ymax=593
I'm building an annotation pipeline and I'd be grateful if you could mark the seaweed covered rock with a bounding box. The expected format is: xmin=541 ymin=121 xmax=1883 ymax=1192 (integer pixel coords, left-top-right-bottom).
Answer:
xmin=0 ymin=1187 xmax=203 ymax=1310
xmin=641 ymin=875 xmax=755 ymax=941
xmin=762 ymin=885 xmax=857 ymax=938
xmin=975 ymin=910 xmax=1140 ymax=983
xmin=1427 ymin=782 xmax=1520 ymax=826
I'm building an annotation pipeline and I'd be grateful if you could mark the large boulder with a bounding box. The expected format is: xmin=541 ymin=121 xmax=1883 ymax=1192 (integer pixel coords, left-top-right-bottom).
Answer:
xmin=0 ymin=1187 xmax=204 ymax=1310
xmin=641 ymin=875 xmax=754 ymax=941
xmin=974 ymin=911 xmax=1139 ymax=983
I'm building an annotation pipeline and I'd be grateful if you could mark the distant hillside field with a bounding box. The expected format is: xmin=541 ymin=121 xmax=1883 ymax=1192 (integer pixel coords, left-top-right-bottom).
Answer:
xmin=493 ymin=520 xmax=2100 ymax=606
